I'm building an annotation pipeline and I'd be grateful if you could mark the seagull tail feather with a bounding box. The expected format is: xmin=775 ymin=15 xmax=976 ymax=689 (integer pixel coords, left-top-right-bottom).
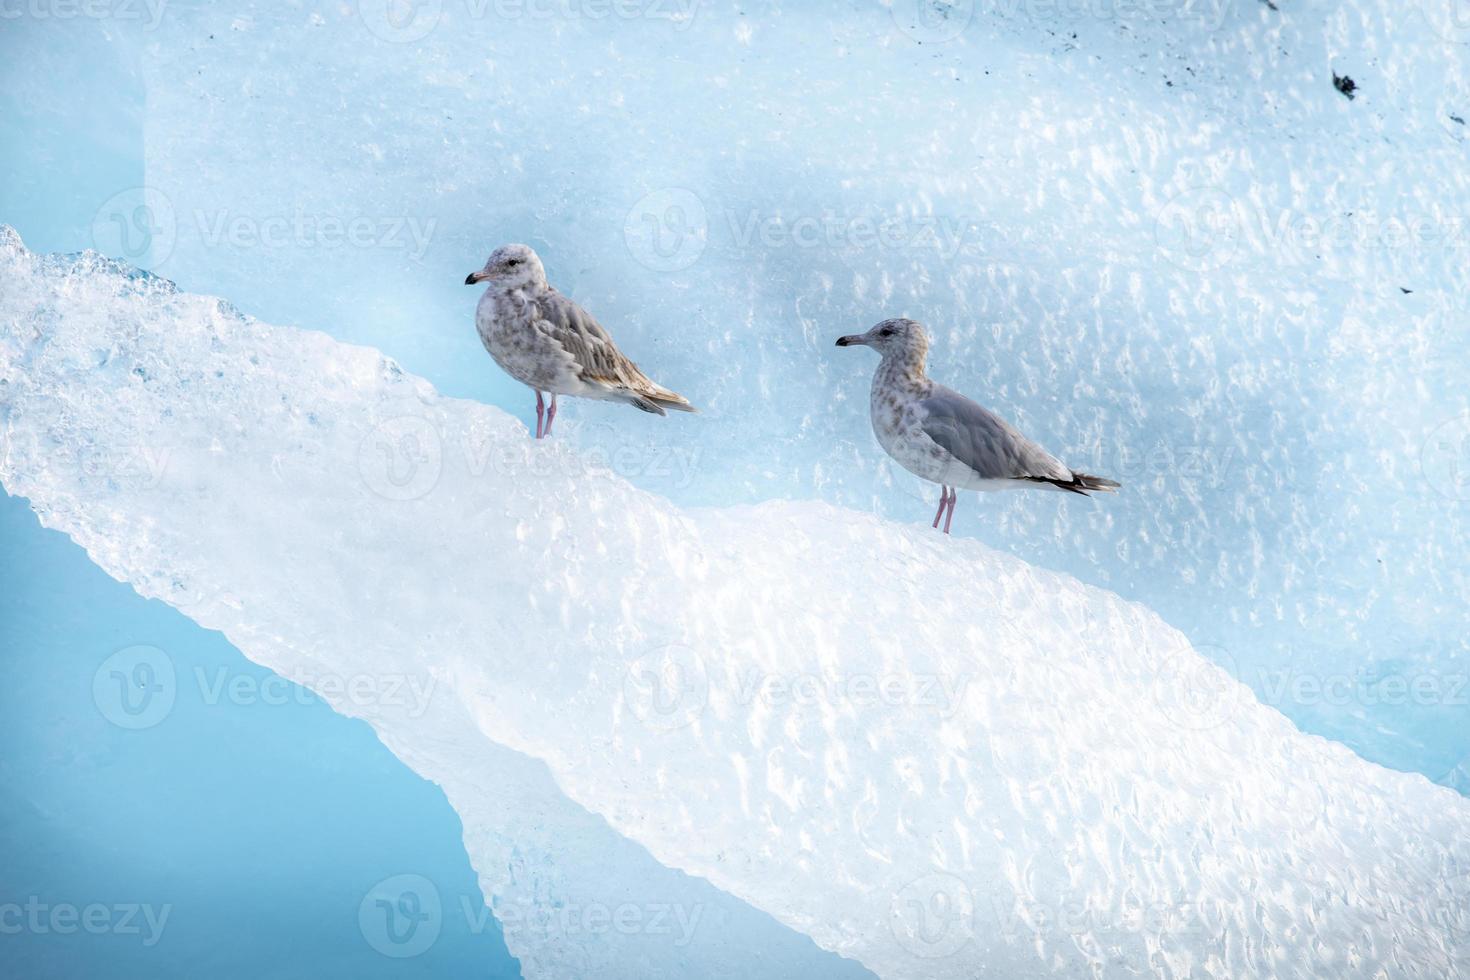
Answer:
xmin=1025 ymin=472 xmax=1120 ymax=495
xmin=1065 ymin=471 xmax=1120 ymax=495
xmin=644 ymin=386 xmax=698 ymax=414
xmin=628 ymin=396 xmax=669 ymax=416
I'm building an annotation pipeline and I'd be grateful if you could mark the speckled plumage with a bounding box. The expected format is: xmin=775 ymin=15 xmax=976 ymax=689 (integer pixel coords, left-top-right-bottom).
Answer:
xmin=467 ymin=244 xmax=694 ymax=418
xmin=838 ymin=318 xmax=1118 ymax=508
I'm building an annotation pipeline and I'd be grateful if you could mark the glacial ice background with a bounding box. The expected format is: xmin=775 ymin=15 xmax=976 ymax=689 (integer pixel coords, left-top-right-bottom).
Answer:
xmin=120 ymin=0 xmax=1470 ymax=780
xmin=3 ymin=0 xmax=1470 ymax=976
xmin=6 ymin=232 xmax=1470 ymax=978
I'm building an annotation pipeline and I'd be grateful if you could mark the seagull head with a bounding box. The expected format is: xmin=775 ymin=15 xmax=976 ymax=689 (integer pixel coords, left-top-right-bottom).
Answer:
xmin=465 ymin=244 xmax=547 ymax=289
xmin=835 ymin=318 xmax=929 ymax=362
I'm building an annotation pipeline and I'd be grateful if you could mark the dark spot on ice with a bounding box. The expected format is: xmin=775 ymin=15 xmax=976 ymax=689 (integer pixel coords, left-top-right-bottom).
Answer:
xmin=1451 ymin=115 xmax=1466 ymax=126
xmin=1333 ymin=73 xmax=1357 ymax=100
xmin=1400 ymin=287 xmax=1413 ymax=294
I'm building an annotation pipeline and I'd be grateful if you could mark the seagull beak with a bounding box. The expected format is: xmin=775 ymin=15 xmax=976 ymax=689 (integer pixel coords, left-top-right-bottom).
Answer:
xmin=835 ymin=335 xmax=861 ymax=347
xmin=465 ymin=270 xmax=487 ymax=285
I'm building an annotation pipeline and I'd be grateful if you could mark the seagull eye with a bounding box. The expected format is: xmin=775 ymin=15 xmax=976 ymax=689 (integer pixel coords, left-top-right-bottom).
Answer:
xmin=506 ymin=259 xmax=521 ymax=267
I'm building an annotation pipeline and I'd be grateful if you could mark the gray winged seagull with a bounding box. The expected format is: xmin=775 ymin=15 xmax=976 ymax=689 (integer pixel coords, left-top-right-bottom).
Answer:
xmin=466 ymin=244 xmax=695 ymax=438
xmin=837 ymin=318 xmax=1118 ymax=534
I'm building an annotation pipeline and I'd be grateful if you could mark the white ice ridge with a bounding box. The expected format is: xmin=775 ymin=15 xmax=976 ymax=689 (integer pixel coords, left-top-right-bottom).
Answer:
xmin=3 ymin=230 xmax=1468 ymax=979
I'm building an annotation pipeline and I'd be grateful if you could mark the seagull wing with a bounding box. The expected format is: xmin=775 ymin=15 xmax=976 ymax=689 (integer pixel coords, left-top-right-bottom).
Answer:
xmin=533 ymin=290 xmax=694 ymax=412
xmin=919 ymin=384 xmax=1072 ymax=484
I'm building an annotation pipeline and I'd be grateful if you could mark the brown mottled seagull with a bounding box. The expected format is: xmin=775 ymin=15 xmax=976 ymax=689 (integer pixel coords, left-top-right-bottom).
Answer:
xmin=466 ymin=244 xmax=695 ymax=438
xmin=837 ymin=317 xmax=1118 ymax=534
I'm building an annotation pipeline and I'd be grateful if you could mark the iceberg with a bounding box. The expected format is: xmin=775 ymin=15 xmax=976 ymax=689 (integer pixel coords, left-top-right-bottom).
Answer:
xmin=119 ymin=0 xmax=1470 ymax=785
xmin=2 ymin=230 xmax=1467 ymax=978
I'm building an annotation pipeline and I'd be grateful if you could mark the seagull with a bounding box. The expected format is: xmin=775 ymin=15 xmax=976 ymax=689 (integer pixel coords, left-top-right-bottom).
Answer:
xmin=466 ymin=244 xmax=695 ymax=438
xmin=836 ymin=318 xmax=1118 ymax=534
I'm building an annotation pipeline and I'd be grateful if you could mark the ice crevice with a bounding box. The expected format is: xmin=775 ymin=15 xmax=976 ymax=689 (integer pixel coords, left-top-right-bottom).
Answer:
xmin=2 ymin=230 xmax=1467 ymax=979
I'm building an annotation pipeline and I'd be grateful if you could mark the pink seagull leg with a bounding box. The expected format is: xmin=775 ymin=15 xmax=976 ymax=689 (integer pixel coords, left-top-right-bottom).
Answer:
xmin=544 ymin=394 xmax=558 ymax=437
xmin=943 ymin=488 xmax=957 ymax=535
xmin=932 ymin=486 xmax=950 ymax=528
xmin=534 ymin=391 xmax=545 ymax=439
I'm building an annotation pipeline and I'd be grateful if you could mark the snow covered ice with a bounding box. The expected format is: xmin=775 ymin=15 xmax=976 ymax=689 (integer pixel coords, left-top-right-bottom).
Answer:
xmin=112 ymin=0 xmax=1470 ymax=782
xmin=7 ymin=0 xmax=1470 ymax=975
xmin=3 ymin=231 xmax=1469 ymax=978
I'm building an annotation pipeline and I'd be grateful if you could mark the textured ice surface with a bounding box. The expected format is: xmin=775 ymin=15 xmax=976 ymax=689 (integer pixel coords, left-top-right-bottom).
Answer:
xmin=4 ymin=233 xmax=1468 ymax=978
xmin=0 ymin=234 xmax=869 ymax=979
xmin=115 ymin=0 xmax=1470 ymax=785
